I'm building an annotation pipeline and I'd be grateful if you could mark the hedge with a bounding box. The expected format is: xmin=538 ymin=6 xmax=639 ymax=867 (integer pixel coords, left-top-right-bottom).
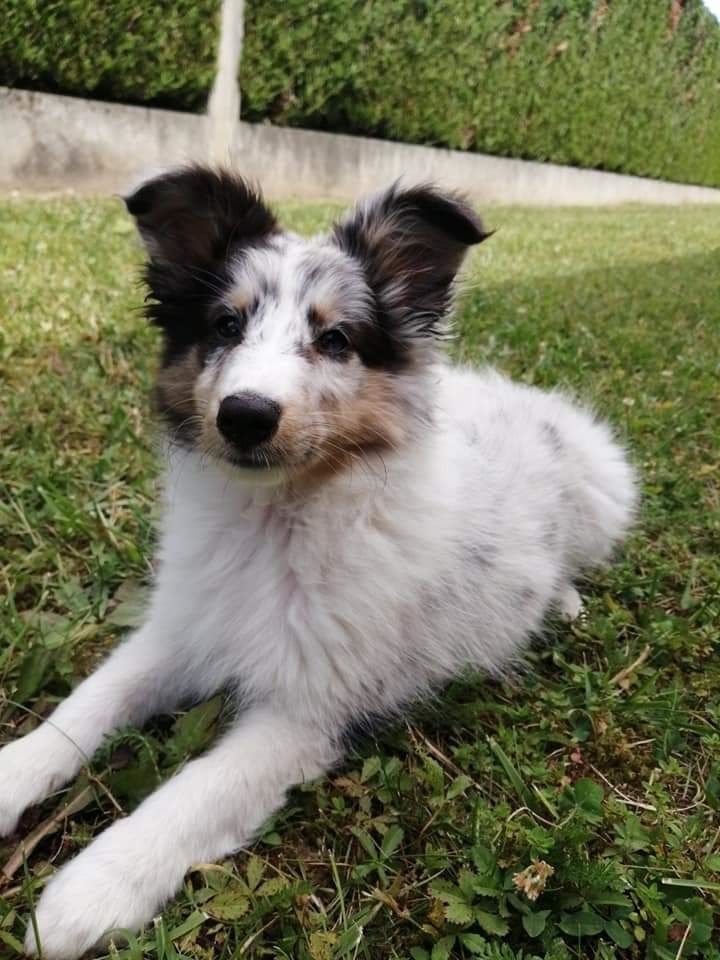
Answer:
xmin=3 ymin=1 xmax=720 ymax=188
xmin=1 ymin=1 xmax=218 ymax=110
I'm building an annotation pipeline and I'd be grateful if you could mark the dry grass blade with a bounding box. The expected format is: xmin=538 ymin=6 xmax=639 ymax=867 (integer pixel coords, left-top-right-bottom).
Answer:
xmin=1 ymin=785 xmax=94 ymax=882
xmin=611 ymin=643 xmax=651 ymax=688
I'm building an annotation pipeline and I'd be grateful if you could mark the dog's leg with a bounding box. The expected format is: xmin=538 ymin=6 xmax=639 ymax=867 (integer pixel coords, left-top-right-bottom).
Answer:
xmin=556 ymin=584 xmax=585 ymax=623
xmin=25 ymin=705 xmax=336 ymax=960
xmin=0 ymin=622 xmax=187 ymax=838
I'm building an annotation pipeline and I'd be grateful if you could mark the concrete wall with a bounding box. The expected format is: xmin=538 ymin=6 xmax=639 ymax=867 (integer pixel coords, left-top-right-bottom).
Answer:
xmin=3 ymin=86 xmax=720 ymax=205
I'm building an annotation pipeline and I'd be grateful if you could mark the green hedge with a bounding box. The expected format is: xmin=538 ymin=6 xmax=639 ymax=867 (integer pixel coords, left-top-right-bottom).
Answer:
xmin=241 ymin=0 xmax=720 ymax=188
xmin=3 ymin=1 xmax=720 ymax=188
xmin=1 ymin=1 xmax=218 ymax=109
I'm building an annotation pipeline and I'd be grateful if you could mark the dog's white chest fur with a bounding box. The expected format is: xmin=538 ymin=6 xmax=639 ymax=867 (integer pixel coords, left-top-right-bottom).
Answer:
xmin=152 ymin=418 xmax=453 ymax=717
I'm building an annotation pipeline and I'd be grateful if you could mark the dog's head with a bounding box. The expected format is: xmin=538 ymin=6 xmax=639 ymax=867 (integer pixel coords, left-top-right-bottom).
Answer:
xmin=125 ymin=166 xmax=488 ymax=484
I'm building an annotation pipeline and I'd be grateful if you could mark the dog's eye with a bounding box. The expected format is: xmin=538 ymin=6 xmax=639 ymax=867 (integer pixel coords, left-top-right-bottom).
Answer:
xmin=215 ymin=312 xmax=245 ymax=340
xmin=315 ymin=328 xmax=350 ymax=358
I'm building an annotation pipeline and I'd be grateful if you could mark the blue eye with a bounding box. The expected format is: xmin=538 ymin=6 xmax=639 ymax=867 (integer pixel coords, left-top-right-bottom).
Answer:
xmin=215 ymin=312 xmax=244 ymax=340
xmin=316 ymin=328 xmax=351 ymax=358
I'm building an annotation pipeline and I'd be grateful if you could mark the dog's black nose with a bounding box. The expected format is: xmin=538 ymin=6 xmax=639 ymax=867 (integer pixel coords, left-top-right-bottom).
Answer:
xmin=216 ymin=393 xmax=281 ymax=448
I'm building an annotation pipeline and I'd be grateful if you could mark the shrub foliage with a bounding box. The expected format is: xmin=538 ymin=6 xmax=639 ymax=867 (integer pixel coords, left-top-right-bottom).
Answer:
xmin=3 ymin=0 xmax=720 ymax=186
xmin=1 ymin=0 xmax=218 ymax=110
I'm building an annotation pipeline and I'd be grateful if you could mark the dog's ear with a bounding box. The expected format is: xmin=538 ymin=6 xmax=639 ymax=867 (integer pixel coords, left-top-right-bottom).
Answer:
xmin=333 ymin=182 xmax=489 ymax=338
xmin=124 ymin=166 xmax=277 ymax=265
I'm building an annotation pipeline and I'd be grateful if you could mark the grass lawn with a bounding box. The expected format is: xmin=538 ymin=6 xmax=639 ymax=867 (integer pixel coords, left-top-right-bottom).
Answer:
xmin=1 ymin=195 xmax=719 ymax=960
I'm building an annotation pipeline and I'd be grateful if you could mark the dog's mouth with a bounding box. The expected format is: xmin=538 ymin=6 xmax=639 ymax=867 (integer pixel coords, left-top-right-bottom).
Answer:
xmin=205 ymin=424 xmax=339 ymax=480
xmin=219 ymin=440 xmax=314 ymax=472
xmin=224 ymin=447 xmax=284 ymax=471
xmin=219 ymin=442 xmax=327 ymax=484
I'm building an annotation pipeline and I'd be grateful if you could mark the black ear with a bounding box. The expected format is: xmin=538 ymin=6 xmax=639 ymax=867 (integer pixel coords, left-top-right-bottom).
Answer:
xmin=124 ymin=166 xmax=277 ymax=265
xmin=333 ymin=183 xmax=489 ymax=338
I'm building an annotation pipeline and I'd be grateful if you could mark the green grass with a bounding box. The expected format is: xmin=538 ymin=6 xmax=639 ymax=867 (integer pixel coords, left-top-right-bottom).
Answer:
xmin=1 ymin=196 xmax=720 ymax=960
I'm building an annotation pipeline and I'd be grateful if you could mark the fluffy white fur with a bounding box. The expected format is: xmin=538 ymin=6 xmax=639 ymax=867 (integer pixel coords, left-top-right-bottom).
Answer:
xmin=0 ymin=172 xmax=637 ymax=959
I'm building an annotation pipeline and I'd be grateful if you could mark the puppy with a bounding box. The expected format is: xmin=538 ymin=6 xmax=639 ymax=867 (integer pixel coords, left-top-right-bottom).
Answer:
xmin=0 ymin=168 xmax=637 ymax=958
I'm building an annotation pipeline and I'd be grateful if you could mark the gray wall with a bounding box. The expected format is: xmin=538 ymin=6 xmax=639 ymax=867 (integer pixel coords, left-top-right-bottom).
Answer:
xmin=3 ymin=87 xmax=720 ymax=205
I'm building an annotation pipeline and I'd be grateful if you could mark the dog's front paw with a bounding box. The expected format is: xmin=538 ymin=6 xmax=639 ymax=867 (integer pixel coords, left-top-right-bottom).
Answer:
xmin=0 ymin=732 xmax=65 ymax=837
xmin=25 ymin=852 xmax=144 ymax=959
xmin=25 ymin=819 xmax=178 ymax=960
xmin=0 ymin=789 xmax=22 ymax=839
xmin=0 ymin=740 xmax=33 ymax=837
